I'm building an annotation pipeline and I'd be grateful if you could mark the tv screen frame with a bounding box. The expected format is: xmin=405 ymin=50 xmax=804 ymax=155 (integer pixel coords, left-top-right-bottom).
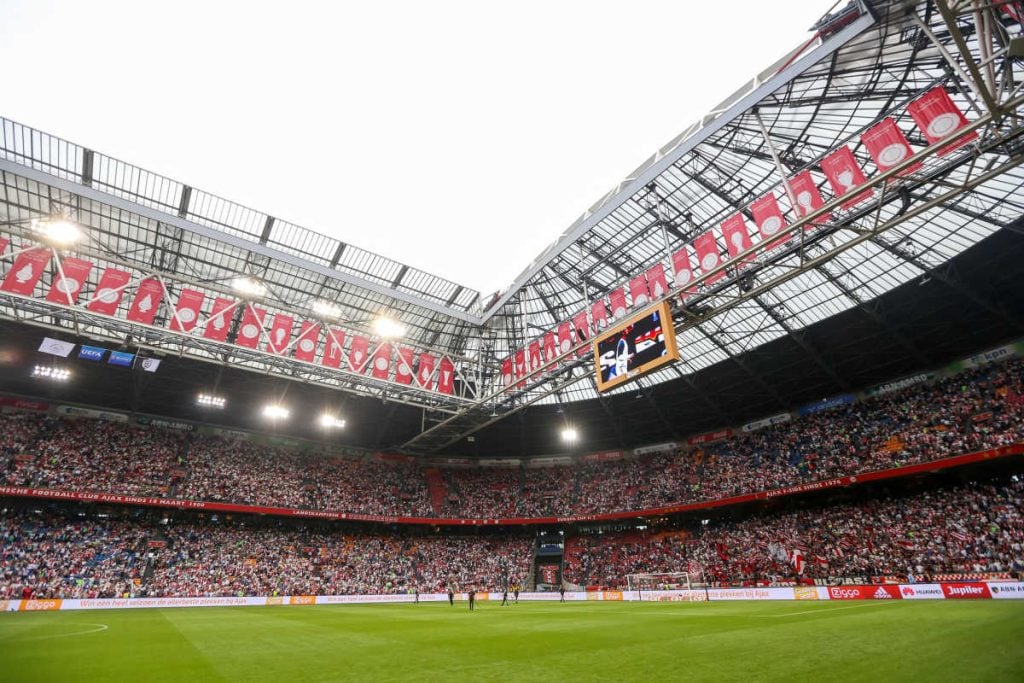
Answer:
xmin=591 ymin=300 xmax=679 ymax=393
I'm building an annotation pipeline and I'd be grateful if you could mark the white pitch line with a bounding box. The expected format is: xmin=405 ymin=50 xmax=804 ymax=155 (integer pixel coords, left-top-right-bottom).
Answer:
xmin=4 ymin=622 xmax=109 ymax=641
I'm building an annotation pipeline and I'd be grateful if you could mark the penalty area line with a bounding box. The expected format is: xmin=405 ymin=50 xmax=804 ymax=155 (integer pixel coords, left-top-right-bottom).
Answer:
xmin=2 ymin=622 xmax=109 ymax=641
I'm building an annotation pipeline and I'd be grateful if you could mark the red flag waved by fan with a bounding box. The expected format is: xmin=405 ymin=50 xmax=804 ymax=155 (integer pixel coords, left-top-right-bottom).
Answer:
xmin=821 ymin=146 xmax=874 ymax=210
xmin=862 ymin=117 xmax=921 ymax=176
xmin=907 ymin=86 xmax=977 ymax=156
xmin=786 ymin=171 xmax=830 ymax=225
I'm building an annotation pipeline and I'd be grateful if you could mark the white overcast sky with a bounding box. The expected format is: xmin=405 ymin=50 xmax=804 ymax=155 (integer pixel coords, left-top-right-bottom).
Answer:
xmin=1 ymin=0 xmax=838 ymax=296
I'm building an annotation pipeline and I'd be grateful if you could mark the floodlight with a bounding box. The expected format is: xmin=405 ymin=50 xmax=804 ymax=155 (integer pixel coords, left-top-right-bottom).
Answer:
xmin=372 ymin=317 xmax=406 ymax=339
xmin=561 ymin=427 xmax=578 ymax=443
xmin=33 ymin=217 xmax=83 ymax=246
xmin=311 ymin=300 xmax=341 ymax=318
xmin=318 ymin=413 xmax=346 ymax=429
xmin=262 ymin=403 xmax=290 ymax=420
xmin=232 ymin=277 xmax=267 ymax=298
xmin=32 ymin=365 xmax=70 ymax=381
xmin=197 ymin=393 xmax=226 ymax=408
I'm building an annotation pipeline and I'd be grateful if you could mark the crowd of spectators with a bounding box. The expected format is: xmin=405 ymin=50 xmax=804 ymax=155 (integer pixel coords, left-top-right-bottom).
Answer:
xmin=564 ymin=478 xmax=1024 ymax=588
xmin=1 ymin=358 xmax=1021 ymax=519
xmin=0 ymin=511 xmax=531 ymax=599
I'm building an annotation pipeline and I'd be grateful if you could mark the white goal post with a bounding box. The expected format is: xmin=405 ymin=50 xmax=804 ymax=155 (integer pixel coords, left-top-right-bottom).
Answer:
xmin=626 ymin=570 xmax=705 ymax=593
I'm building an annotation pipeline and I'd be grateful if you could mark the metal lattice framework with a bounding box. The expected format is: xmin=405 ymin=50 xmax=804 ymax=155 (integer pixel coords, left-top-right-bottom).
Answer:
xmin=1 ymin=0 xmax=1023 ymax=450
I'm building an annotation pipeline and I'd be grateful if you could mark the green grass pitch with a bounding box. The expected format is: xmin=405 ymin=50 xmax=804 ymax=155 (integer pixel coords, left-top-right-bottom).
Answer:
xmin=1 ymin=600 xmax=1022 ymax=682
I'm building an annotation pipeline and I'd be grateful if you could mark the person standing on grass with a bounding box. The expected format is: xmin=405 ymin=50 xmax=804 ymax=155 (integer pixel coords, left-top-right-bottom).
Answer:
xmin=448 ymin=586 xmax=454 ymax=606
xmin=559 ymin=584 xmax=565 ymax=603
xmin=468 ymin=588 xmax=476 ymax=611
xmin=501 ymin=586 xmax=509 ymax=606
xmin=514 ymin=584 xmax=520 ymax=604
xmin=414 ymin=587 xmax=419 ymax=604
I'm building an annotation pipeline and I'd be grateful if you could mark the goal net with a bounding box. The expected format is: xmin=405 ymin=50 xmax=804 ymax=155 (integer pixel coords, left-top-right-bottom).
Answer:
xmin=626 ymin=571 xmax=704 ymax=592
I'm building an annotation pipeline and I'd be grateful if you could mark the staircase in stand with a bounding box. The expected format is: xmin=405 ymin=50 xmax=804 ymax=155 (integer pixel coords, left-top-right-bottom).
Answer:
xmin=424 ymin=468 xmax=447 ymax=515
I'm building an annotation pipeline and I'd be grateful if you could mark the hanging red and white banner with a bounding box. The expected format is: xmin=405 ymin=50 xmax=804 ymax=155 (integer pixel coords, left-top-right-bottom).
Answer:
xmin=203 ymin=297 xmax=236 ymax=342
xmin=371 ymin=342 xmax=392 ymax=379
xmin=672 ymin=247 xmax=696 ymax=300
xmin=750 ymin=193 xmax=791 ymax=251
xmin=821 ymin=146 xmax=874 ymax=209
xmin=542 ymin=332 xmax=557 ymax=362
xmin=349 ymin=335 xmax=370 ymax=372
xmin=862 ymin=117 xmax=921 ymax=176
xmin=646 ymin=263 xmax=669 ymax=300
xmin=501 ymin=356 xmax=514 ymax=387
xmin=126 ymin=278 xmax=164 ymax=325
xmin=608 ymin=288 xmax=628 ymax=320
xmin=45 ymin=257 xmax=93 ymax=305
xmin=0 ymin=237 xmax=8 ymax=257
xmin=294 ymin=321 xmax=320 ymax=362
xmin=395 ymin=346 xmax=415 ymax=385
xmin=265 ymin=314 xmax=294 ymax=355
xmin=572 ymin=311 xmax=590 ymax=347
xmin=528 ymin=340 xmax=541 ymax=372
xmin=169 ymin=288 xmax=205 ymax=332
xmin=437 ymin=357 xmax=456 ymax=395
xmin=590 ymin=300 xmax=609 ymax=332
xmin=514 ymin=348 xmax=526 ymax=388
xmin=322 ymin=328 xmax=346 ymax=368
xmin=786 ymin=171 xmax=830 ymax=225
xmin=629 ymin=275 xmax=650 ymax=308
xmin=87 ymin=268 xmax=132 ymax=316
xmin=693 ymin=230 xmax=724 ymax=284
xmin=417 ymin=352 xmax=436 ymax=388
xmin=1 ymin=247 xmax=51 ymax=295
xmin=235 ymin=305 xmax=267 ymax=348
xmin=721 ymin=214 xmax=753 ymax=266
xmin=907 ymin=86 xmax=977 ymax=156
xmin=557 ymin=321 xmax=573 ymax=355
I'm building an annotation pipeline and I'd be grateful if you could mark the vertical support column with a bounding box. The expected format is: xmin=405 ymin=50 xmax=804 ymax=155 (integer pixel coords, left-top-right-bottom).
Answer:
xmin=752 ymin=109 xmax=805 ymax=263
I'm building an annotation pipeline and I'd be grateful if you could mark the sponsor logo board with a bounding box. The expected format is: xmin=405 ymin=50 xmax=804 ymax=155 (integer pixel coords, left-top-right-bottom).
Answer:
xmin=940 ymin=583 xmax=992 ymax=599
xmin=827 ymin=585 xmax=902 ymax=600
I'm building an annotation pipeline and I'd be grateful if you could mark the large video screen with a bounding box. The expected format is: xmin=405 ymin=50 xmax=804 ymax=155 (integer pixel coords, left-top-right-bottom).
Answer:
xmin=592 ymin=300 xmax=679 ymax=393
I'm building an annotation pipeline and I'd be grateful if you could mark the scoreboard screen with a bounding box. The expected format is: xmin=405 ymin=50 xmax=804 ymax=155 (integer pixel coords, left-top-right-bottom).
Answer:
xmin=592 ymin=300 xmax=679 ymax=393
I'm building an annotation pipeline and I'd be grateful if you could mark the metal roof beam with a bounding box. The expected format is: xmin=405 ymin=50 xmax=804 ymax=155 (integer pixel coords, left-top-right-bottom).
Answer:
xmin=480 ymin=9 xmax=876 ymax=322
xmin=0 ymin=158 xmax=483 ymax=326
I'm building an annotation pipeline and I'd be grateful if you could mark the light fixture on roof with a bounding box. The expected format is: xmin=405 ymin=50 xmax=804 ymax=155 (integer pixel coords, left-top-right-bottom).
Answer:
xmin=318 ymin=413 xmax=346 ymax=429
xmin=197 ymin=393 xmax=226 ymax=409
xmin=232 ymin=277 xmax=267 ymax=298
xmin=311 ymin=300 xmax=341 ymax=318
xmin=560 ymin=426 xmax=578 ymax=443
xmin=372 ymin=316 xmax=406 ymax=339
xmin=32 ymin=365 xmax=70 ymax=381
xmin=262 ymin=403 xmax=290 ymax=420
xmin=32 ymin=217 xmax=83 ymax=246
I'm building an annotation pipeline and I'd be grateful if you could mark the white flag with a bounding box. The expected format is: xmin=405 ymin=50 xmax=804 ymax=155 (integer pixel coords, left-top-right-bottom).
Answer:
xmin=38 ymin=337 xmax=75 ymax=358
xmin=140 ymin=358 xmax=161 ymax=373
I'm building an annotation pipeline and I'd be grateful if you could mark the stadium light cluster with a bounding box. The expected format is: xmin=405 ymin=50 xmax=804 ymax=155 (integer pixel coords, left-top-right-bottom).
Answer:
xmin=318 ymin=413 xmax=346 ymax=429
xmin=232 ymin=277 xmax=267 ymax=299
xmin=262 ymin=403 xmax=290 ymax=420
xmin=31 ymin=217 xmax=83 ymax=246
xmin=196 ymin=393 xmax=226 ymax=408
xmin=372 ymin=316 xmax=406 ymax=339
xmin=561 ymin=427 xmax=578 ymax=443
xmin=311 ymin=300 xmax=341 ymax=319
xmin=32 ymin=365 xmax=70 ymax=381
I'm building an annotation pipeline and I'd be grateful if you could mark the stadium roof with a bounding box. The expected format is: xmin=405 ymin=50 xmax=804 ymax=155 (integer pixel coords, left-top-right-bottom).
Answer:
xmin=2 ymin=0 xmax=1024 ymax=454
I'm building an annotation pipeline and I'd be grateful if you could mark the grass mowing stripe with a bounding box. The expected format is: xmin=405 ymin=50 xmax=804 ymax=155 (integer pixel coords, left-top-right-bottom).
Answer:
xmin=0 ymin=601 xmax=1021 ymax=682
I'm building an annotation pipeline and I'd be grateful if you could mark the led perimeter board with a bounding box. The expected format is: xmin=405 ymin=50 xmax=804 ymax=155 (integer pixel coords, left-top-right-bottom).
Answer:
xmin=592 ymin=300 xmax=679 ymax=393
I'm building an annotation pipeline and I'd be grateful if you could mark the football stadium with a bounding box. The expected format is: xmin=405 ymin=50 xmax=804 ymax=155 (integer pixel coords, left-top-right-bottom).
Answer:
xmin=2 ymin=1 xmax=1024 ymax=681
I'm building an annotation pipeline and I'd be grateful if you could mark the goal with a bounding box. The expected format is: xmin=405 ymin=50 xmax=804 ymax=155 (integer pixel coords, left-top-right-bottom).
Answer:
xmin=626 ymin=569 xmax=705 ymax=593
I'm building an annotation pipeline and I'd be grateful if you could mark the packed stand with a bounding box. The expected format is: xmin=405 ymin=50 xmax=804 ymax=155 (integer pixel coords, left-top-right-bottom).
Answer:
xmin=564 ymin=478 xmax=1024 ymax=588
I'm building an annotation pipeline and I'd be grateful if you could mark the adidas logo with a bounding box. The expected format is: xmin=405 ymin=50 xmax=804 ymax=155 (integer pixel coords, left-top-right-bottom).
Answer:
xmin=873 ymin=587 xmax=892 ymax=599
